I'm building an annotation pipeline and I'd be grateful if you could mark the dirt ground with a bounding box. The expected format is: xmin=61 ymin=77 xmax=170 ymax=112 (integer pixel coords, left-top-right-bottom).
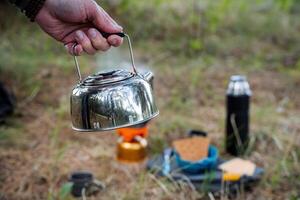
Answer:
xmin=0 ymin=56 xmax=300 ymax=200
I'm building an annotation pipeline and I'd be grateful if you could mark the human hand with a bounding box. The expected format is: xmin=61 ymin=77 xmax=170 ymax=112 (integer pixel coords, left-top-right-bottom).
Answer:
xmin=35 ymin=0 xmax=123 ymax=55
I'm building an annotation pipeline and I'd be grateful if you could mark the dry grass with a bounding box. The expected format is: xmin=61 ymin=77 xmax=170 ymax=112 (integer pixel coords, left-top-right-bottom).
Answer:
xmin=0 ymin=50 xmax=299 ymax=199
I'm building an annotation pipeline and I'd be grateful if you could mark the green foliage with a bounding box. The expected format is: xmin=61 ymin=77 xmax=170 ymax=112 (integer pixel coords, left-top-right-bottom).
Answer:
xmin=0 ymin=6 xmax=73 ymax=94
xmin=58 ymin=182 xmax=73 ymax=200
xmin=189 ymin=39 xmax=203 ymax=51
xmin=101 ymin=0 xmax=300 ymax=69
xmin=47 ymin=182 xmax=73 ymax=200
xmin=276 ymin=0 xmax=295 ymax=11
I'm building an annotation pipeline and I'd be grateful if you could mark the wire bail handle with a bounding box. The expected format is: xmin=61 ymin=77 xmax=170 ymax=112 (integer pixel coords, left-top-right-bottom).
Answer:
xmin=73 ymin=33 xmax=137 ymax=82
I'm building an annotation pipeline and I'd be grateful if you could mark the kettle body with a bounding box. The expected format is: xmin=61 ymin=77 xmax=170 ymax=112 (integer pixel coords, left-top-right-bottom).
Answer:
xmin=71 ymin=70 xmax=158 ymax=132
xmin=70 ymin=33 xmax=158 ymax=132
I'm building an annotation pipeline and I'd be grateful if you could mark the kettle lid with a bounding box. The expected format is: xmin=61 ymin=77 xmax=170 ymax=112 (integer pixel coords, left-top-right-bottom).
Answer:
xmin=82 ymin=70 xmax=134 ymax=86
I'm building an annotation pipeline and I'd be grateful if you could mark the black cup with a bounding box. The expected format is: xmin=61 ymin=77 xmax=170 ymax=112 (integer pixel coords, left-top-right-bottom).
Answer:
xmin=187 ymin=130 xmax=207 ymax=137
xmin=69 ymin=171 xmax=93 ymax=197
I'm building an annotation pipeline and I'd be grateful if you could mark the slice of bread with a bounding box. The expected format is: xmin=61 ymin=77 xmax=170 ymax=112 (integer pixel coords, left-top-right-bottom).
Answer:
xmin=219 ymin=158 xmax=256 ymax=176
xmin=172 ymin=137 xmax=210 ymax=161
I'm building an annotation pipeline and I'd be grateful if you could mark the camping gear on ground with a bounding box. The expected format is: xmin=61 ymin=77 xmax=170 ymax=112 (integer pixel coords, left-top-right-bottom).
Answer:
xmin=187 ymin=129 xmax=207 ymax=137
xmin=117 ymin=122 xmax=149 ymax=163
xmin=0 ymin=82 xmax=14 ymax=123
xmin=172 ymin=136 xmax=218 ymax=173
xmin=69 ymin=171 xmax=105 ymax=198
xmin=174 ymin=145 xmax=218 ymax=173
xmin=117 ymin=135 xmax=148 ymax=163
xmin=70 ymin=33 xmax=158 ymax=132
xmin=226 ymin=75 xmax=251 ymax=155
xmin=218 ymin=158 xmax=256 ymax=176
xmin=117 ymin=120 xmax=149 ymax=142
xmin=173 ymin=137 xmax=211 ymax=161
xmin=147 ymin=148 xmax=263 ymax=196
xmin=147 ymin=130 xmax=263 ymax=196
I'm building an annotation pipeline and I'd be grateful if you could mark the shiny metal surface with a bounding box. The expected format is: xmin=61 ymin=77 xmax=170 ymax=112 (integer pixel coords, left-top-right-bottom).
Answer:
xmin=83 ymin=70 xmax=133 ymax=86
xmin=124 ymin=34 xmax=137 ymax=74
xmin=227 ymin=75 xmax=252 ymax=96
xmin=71 ymin=70 xmax=159 ymax=132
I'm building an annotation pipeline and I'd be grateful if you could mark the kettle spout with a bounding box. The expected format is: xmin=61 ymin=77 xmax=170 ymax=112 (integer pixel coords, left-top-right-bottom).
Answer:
xmin=141 ymin=71 xmax=154 ymax=89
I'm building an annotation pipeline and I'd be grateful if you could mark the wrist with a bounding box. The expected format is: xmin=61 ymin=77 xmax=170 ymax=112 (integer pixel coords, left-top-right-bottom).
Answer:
xmin=25 ymin=0 xmax=47 ymax=22
xmin=9 ymin=0 xmax=48 ymax=22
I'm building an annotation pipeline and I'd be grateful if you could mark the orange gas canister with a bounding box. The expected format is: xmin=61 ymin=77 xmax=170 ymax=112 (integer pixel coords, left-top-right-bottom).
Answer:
xmin=116 ymin=123 xmax=148 ymax=163
xmin=117 ymin=124 xmax=148 ymax=142
xmin=117 ymin=136 xmax=147 ymax=163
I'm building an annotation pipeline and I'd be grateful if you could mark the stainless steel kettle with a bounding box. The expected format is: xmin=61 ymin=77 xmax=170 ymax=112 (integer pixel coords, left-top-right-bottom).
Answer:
xmin=70 ymin=33 xmax=159 ymax=132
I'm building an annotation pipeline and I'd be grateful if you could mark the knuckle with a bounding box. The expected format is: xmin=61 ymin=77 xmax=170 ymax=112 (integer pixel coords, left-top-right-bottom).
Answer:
xmin=86 ymin=48 xmax=96 ymax=55
xmin=93 ymin=39 xmax=107 ymax=48
xmin=86 ymin=52 xmax=94 ymax=55
xmin=99 ymin=41 xmax=110 ymax=50
xmin=81 ymin=42 xmax=95 ymax=54
xmin=101 ymin=45 xmax=110 ymax=51
xmin=81 ymin=40 xmax=90 ymax=47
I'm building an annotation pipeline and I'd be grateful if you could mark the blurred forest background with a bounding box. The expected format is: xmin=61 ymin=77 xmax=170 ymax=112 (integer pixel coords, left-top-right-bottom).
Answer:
xmin=0 ymin=0 xmax=300 ymax=199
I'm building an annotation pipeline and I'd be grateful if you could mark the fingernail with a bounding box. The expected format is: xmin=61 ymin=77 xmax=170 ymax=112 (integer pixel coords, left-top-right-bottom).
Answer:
xmin=114 ymin=24 xmax=123 ymax=30
xmin=89 ymin=29 xmax=97 ymax=39
xmin=76 ymin=31 xmax=84 ymax=40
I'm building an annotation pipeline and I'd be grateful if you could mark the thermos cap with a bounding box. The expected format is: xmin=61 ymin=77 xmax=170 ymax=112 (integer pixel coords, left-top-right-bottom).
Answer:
xmin=227 ymin=75 xmax=252 ymax=96
xmin=230 ymin=75 xmax=246 ymax=82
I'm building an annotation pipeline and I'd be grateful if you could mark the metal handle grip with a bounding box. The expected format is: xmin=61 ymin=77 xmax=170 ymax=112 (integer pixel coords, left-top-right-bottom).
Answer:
xmin=73 ymin=32 xmax=137 ymax=82
xmin=98 ymin=31 xmax=125 ymax=39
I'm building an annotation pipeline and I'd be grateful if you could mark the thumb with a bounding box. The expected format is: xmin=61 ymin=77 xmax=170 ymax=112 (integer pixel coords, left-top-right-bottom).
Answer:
xmin=90 ymin=3 xmax=123 ymax=33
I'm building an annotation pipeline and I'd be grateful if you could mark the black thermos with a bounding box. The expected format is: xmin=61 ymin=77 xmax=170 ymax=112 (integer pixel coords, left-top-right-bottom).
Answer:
xmin=226 ymin=75 xmax=251 ymax=156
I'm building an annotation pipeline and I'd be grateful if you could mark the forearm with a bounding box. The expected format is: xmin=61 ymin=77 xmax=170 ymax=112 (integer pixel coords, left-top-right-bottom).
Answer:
xmin=8 ymin=0 xmax=46 ymax=21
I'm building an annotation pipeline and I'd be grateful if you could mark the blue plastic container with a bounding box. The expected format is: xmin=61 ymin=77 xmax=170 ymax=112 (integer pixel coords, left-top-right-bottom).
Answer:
xmin=174 ymin=145 xmax=218 ymax=173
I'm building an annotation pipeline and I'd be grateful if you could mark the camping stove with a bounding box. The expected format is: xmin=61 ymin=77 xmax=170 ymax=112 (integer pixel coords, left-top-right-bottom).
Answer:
xmin=116 ymin=122 xmax=148 ymax=163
